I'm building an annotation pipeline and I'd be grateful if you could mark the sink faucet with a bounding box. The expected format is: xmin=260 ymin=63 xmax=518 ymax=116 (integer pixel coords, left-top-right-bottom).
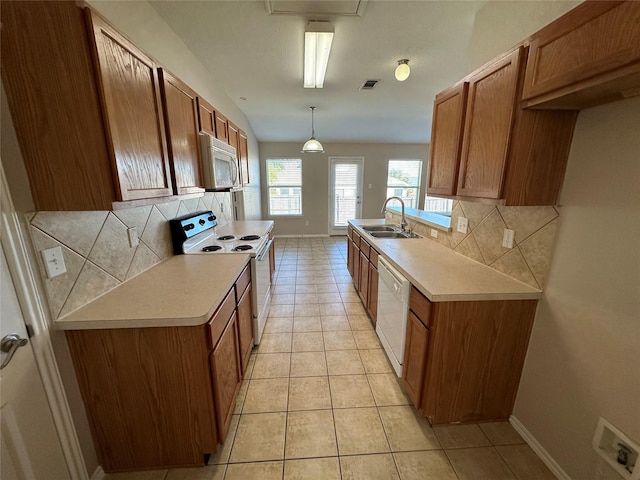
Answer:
xmin=381 ymin=196 xmax=408 ymax=232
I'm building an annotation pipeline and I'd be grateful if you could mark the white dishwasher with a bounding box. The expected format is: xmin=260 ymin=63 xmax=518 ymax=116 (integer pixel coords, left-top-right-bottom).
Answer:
xmin=376 ymin=257 xmax=411 ymax=377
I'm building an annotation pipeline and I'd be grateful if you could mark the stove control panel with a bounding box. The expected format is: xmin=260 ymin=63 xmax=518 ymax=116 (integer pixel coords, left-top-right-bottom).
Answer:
xmin=169 ymin=211 xmax=218 ymax=254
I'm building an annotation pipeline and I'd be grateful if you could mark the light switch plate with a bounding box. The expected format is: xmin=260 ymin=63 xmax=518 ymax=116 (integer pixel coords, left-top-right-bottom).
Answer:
xmin=502 ymin=229 xmax=515 ymax=248
xmin=41 ymin=246 xmax=66 ymax=278
xmin=127 ymin=227 xmax=139 ymax=248
xmin=457 ymin=217 xmax=468 ymax=234
xmin=430 ymin=229 xmax=438 ymax=238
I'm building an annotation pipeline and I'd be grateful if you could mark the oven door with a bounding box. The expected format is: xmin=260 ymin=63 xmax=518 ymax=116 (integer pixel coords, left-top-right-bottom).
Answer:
xmin=252 ymin=239 xmax=273 ymax=344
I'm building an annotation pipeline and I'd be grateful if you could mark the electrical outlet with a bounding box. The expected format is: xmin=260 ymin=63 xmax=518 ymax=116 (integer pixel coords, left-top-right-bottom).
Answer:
xmin=502 ymin=229 xmax=515 ymax=248
xmin=430 ymin=229 xmax=438 ymax=238
xmin=457 ymin=216 xmax=468 ymax=234
xmin=127 ymin=227 xmax=139 ymax=248
xmin=41 ymin=246 xmax=66 ymax=278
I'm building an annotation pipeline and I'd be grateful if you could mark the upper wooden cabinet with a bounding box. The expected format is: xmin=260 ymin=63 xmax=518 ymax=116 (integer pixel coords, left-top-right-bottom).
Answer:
xmin=427 ymin=83 xmax=468 ymax=196
xmin=87 ymin=9 xmax=174 ymax=202
xmin=197 ymin=97 xmax=217 ymax=137
xmin=238 ymin=130 xmax=250 ymax=185
xmin=227 ymin=121 xmax=239 ymax=151
xmin=427 ymin=47 xmax=578 ymax=206
xmin=158 ymin=68 xmax=204 ymax=195
xmin=215 ymin=111 xmax=229 ymax=143
xmin=522 ymin=1 xmax=640 ymax=109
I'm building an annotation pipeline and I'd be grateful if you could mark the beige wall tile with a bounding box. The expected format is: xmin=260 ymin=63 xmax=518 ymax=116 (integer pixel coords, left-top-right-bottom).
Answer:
xmin=490 ymin=247 xmax=539 ymax=288
xmin=225 ymin=461 xmax=282 ymax=480
xmin=88 ymin=213 xmax=136 ymax=281
xmin=446 ymin=447 xmax=516 ymax=480
xmin=460 ymin=201 xmax=495 ymax=230
xmin=378 ymin=405 xmax=440 ymax=451
xmin=288 ymin=376 xmax=331 ymax=411
xmin=394 ymin=451 xmax=458 ymax=480
xmin=339 ymin=453 xmax=399 ymax=480
xmin=155 ymin=199 xmax=180 ymax=221
xmin=59 ymin=261 xmax=119 ymax=318
xmin=181 ymin=197 xmax=200 ymax=214
xmin=333 ymin=407 xmax=389 ymax=455
xmin=284 ymin=457 xmax=340 ymax=480
xmin=448 ymin=202 xmax=469 ymax=248
xmin=498 ymin=205 xmax=558 ymax=243
xmin=113 ymin=205 xmax=152 ymax=233
xmin=176 ymin=202 xmax=190 ymax=218
xmin=473 ymin=209 xmax=510 ymax=264
xmin=519 ymin=219 xmax=558 ymax=287
xmin=285 ymin=410 xmax=337 ymax=459
xmin=454 ymin=233 xmax=486 ymax=264
xmin=31 ymin=211 xmax=108 ymax=256
xmin=229 ymin=412 xmax=286 ymax=463
xmin=434 ymin=424 xmax=491 ymax=449
xmin=140 ymin=206 xmax=173 ymax=259
xmin=126 ymin=242 xmax=162 ymax=280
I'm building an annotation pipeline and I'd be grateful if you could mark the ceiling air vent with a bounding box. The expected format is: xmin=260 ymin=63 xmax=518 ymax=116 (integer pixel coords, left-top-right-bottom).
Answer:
xmin=360 ymin=79 xmax=379 ymax=90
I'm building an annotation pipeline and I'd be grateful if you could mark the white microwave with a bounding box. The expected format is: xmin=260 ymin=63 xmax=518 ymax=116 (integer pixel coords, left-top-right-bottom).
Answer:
xmin=199 ymin=133 xmax=239 ymax=190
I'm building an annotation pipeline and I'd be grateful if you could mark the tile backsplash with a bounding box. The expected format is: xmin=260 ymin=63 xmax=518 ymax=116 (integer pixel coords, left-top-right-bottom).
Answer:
xmin=28 ymin=192 xmax=232 ymax=320
xmin=386 ymin=200 xmax=559 ymax=289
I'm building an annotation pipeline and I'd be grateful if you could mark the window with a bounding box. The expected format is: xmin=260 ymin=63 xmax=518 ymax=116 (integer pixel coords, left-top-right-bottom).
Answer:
xmin=423 ymin=195 xmax=453 ymax=216
xmin=267 ymin=159 xmax=302 ymax=215
xmin=386 ymin=160 xmax=422 ymax=209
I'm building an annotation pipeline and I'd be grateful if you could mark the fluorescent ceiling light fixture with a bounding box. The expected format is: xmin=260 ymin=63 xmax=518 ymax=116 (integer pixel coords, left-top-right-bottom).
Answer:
xmin=301 ymin=106 xmax=324 ymax=153
xmin=304 ymin=21 xmax=334 ymax=88
xmin=395 ymin=59 xmax=410 ymax=81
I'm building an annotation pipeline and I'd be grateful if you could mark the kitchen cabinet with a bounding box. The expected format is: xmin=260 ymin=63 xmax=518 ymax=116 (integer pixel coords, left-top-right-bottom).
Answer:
xmin=366 ymin=249 xmax=379 ymax=325
xmin=402 ymin=286 xmax=537 ymax=425
xmin=239 ymin=130 xmax=250 ymax=185
xmin=227 ymin=121 xmax=239 ymax=151
xmin=428 ymin=46 xmax=578 ymax=205
xmin=347 ymin=226 xmax=378 ymax=325
xmin=87 ymin=9 xmax=174 ymax=202
xmin=522 ymin=1 xmax=640 ymax=110
xmin=66 ymin=264 xmax=252 ymax=472
xmin=215 ymin=111 xmax=229 ymax=144
xmin=159 ymin=68 xmax=205 ymax=195
xmin=197 ymin=97 xmax=217 ymax=137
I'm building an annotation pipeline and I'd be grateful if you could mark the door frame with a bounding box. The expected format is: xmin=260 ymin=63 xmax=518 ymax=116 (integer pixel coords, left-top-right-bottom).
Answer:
xmin=1 ymin=162 xmax=88 ymax=479
xmin=328 ymin=157 xmax=364 ymax=235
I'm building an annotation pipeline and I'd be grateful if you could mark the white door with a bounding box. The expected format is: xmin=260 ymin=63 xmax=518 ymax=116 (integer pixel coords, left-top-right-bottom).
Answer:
xmin=0 ymin=245 xmax=70 ymax=480
xmin=329 ymin=157 xmax=363 ymax=235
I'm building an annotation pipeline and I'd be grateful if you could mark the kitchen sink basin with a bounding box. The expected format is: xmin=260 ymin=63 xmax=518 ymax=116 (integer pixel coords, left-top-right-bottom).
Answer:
xmin=361 ymin=225 xmax=399 ymax=232
xmin=368 ymin=231 xmax=420 ymax=239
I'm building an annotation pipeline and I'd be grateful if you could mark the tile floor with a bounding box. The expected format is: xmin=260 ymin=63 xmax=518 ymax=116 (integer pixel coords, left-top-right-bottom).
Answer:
xmin=104 ymin=236 xmax=556 ymax=480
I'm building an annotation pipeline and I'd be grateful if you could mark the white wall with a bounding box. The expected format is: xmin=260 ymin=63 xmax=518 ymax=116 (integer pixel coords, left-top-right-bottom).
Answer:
xmin=514 ymin=97 xmax=640 ymax=479
xmin=259 ymin=142 xmax=429 ymax=236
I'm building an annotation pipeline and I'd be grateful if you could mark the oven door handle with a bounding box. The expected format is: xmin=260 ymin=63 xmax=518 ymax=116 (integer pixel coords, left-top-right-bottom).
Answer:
xmin=256 ymin=239 xmax=273 ymax=261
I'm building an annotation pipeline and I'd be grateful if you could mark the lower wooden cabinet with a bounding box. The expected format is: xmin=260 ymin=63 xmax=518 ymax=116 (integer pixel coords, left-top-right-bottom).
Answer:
xmin=236 ymin=283 xmax=254 ymax=375
xmin=347 ymin=225 xmax=379 ymax=325
xmin=358 ymin=250 xmax=369 ymax=305
xmin=210 ymin=312 xmax=242 ymax=440
xmin=402 ymin=310 xmax=430 ymax=407
xmin=367 ymin=261 xmax=378 ymax=325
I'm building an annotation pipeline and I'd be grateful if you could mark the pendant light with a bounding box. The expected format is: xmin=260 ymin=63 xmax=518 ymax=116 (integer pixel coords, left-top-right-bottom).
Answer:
xmin=301 ymin=106 xmax=324 ymax=153
xmin=395 ymin=59 xmax=411 ymax=81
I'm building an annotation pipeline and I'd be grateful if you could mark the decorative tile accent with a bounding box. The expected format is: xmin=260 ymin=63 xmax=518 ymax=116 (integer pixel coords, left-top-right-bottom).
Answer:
xmin=498 ymin=206 xmax=558 ymax=243
xmin=182 ymin=197 xmax=201 ymax=214
xmin=113 ymin=205 xmax=152 ymax=233
xmin=473 ymin=210 xmax=510 ymax=264
xmin=490 ymin=247 xmax=539 ymax=288
xmin=176 ymin=202 xmax=191 ymax=218
xmin=459 ymin=201 xmax=495 ymax=230
xmin=88 ymin=213 xmax=136 ymax=281
xmin=454 ymin=234 xmax=485 ymax=264
xmin=28 ymin=226 xmax=85 ymax=319
xmin=141 ymin=206 xmax=173 ymax=259
xmin=126 ymin=242 xmax=162 ymax=280
xmin=519 ymin=219 xmax=558 ymax=288
xmin=31 ymin=210 xmax=108 ymax=256
xmin=155 ymin=199 xmax=180 ymax=221
xmin=59 ymin=261 xmax=119 ymax=317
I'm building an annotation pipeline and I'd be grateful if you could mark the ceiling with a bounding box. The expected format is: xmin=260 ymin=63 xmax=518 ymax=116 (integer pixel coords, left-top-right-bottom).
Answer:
xmin=149 ymin=0 xmax=487 ymax=144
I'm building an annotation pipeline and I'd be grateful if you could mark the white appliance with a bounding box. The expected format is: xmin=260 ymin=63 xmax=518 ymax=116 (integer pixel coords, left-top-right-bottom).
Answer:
xmin=376 ymin=257 xmax=411 ymax=377
xmin=200 ymin=133 xmax=240 ymax=190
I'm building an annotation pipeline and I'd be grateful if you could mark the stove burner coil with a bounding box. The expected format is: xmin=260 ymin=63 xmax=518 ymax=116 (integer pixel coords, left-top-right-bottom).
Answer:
xmin=233 ymin=245 xmax=253 ymax=251
xmin=201 ymin=245 xmax=222 ymax=252
xmin=217 ymin=235 xmax=235 ymax=241
xmin=240 ymin=235 xmax=260 ymax=241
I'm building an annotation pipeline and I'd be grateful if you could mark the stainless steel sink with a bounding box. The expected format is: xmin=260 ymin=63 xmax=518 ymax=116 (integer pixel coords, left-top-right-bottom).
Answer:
xmin=368 ymin=231 xmax=420 ymax=239
xmin=361 ymin=225 xmax=399 ymax=232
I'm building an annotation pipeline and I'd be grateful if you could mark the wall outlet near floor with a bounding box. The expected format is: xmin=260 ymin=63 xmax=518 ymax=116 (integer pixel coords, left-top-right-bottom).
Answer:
xmin=41 ymin=246 xmax=66 ymax=278
xmin=127 ymin=227 xmax=139 ymax=248
xmin=593 ymin=417 xmax=639 ymax=479
xmin=430 ymin=229 xmax=438 ymax=238
xmin=457 ymin=216 xmax=468 ymax=234
xmin=502 ymin=229 xmax=515 ymax=248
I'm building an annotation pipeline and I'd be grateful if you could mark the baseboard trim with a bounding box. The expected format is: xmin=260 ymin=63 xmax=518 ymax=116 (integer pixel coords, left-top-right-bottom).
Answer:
xmin=90 ymin=466 xmax=105 ymax=480
xmin=510 ymin=415 xmax=571 ymax=480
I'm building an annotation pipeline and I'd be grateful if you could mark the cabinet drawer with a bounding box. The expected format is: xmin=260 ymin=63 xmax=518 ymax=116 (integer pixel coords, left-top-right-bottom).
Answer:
xmin=409 ymin=286 xmax=432 ymax=328
xmin=208 ymin=289 xmax=235 ymax=349
xmin=369 ymin=248 xmax=379 ymax=269
xmin=235 ymin=264 xmax=251 ymax=300
xmin=359 ymin=239 xmax=371 ymax=259
xmin=353 ymin=231 xmax=361 ymax=249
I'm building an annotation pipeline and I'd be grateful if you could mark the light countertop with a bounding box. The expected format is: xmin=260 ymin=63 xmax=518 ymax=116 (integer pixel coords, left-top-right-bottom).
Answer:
xmin=350 ymin=219 xmax=542 ymax=302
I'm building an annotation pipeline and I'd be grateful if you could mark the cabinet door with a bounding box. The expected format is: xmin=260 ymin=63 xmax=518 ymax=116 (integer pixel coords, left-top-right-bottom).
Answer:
xmin=347 ymin=237 xmax=354 ymax=277
xmin=352 ymin=241 xmax=360 ymax=290
xmin=227 ymin=121 xmax=239 ymax=150
xmin=159 ymin=69 xmax=204 ymax=195
xmin=237 ymin=285 xmax=254 ymax=375
xmin=367 ymin=264 xmax=378 ymax=326
xmin=197 ymin=97 xmax=216 ymax=137
xmin=358 ymin=251 xmax=369 ymax=305
xmin=87 ymin=10 xmax=173 ymax=201
xmin=402 ymin=311 xmax=429 ymax=409
xmin=457 ymin=48 xmax=523 ymax=199
xmin=210 ymin=313 xmax=241 ymax=440
xmin=215 ymin=111 xmax=229 ymax=143
xmin=239 ymin=130 xmax=250 ymax=185
xmin=427 ymin=83 xmax=468 ymax=196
